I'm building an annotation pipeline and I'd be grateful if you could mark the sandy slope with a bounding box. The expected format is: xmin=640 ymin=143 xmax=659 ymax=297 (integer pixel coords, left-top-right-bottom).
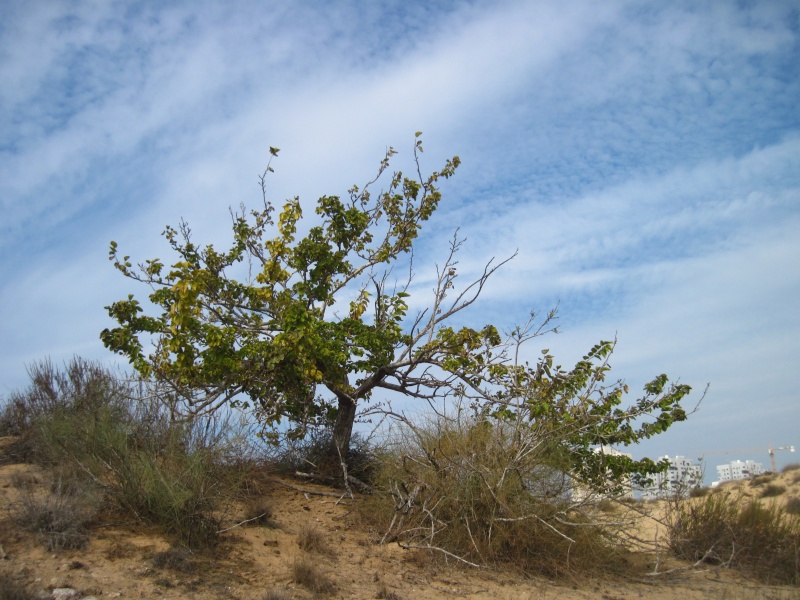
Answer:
xmin=1 ymin=441 xmax=798 ymax=600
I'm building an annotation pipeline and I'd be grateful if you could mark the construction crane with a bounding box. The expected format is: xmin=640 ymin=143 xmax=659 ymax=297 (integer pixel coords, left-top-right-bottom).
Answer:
xmin=697 ymin=444 xmax=795 ymax=473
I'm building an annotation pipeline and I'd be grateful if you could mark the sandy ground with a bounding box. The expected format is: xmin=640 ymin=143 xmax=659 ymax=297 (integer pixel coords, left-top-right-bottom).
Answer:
xmin=1 ymin=441 xmax=798 ymax=600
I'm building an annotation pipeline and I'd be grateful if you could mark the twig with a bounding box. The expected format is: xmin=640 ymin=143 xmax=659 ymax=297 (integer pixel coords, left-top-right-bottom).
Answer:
xmin=216 ymin=512 xmax=271 ymax=534
xmin=267 ymin=477 xmax=345 ymax=498
xmin=396 ymin=541 xmax=486 ymax=569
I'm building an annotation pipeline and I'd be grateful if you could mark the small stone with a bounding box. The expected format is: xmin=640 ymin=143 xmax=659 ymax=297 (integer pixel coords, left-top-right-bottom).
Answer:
xmin=51 ymin=588 xmax=78 ymax=600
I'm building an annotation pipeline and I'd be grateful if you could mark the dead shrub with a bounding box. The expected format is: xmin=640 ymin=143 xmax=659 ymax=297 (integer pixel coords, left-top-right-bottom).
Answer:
xmin=152 ymin=547 xmax=195 ymax=573
xmin=13 ymin=475 xmax=98 ymax=551
xmin=668 ymin=491 xmax=800 ymax=584
xmin=782 ymin=463 xmax=800 ymax=473
xmin=364 ymin=413 xmax=637 ymax=578
xmin=292 ymin=557 xmax=336 ymax=595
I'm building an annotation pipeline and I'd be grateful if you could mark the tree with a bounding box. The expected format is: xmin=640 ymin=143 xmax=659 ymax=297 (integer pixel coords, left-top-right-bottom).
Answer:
xmin=101 ymin=134 xmax=696 ymax=485
xmin=102 ymin=135 xmax=507 ymax=468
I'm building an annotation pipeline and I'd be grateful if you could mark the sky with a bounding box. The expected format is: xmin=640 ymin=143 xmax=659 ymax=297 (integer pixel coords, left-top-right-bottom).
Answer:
xmin=1 ymin=0 xmax=799 ymax=480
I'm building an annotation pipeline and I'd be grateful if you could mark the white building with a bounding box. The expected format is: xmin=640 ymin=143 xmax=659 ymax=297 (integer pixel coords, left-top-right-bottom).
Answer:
xmin=642 ymin=455 xmax=702 ymax=499
xmin=715 ymin=459 xmax=765 ymax=484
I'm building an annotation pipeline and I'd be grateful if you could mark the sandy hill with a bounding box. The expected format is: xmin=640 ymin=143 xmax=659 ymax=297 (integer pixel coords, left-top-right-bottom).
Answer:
xmin=1 ymin=440 xmax=798 ymax=600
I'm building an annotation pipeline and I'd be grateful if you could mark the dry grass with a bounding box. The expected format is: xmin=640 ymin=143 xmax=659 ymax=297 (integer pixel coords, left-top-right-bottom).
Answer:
xmin=262 ymin=588 xmax=293 ymax=600
xmin=291 ymin=557 xmax=337 ymax=595
xmin=668 ymin=491 xmax=800 ymax=585
xmin=375 ymin=581 xmax=403 ymax=599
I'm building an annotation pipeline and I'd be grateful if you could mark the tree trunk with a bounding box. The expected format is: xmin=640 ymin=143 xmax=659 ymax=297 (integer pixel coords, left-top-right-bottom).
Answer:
xmin=330 ymin=394 xmax=357 ymax=466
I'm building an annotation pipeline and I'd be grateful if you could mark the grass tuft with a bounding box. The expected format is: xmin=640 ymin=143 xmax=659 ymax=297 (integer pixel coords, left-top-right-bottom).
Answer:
xmin=297 ymin=524 xmax=329 ymax=554
xmin=292 ymin=557 xmax=336 ymax=595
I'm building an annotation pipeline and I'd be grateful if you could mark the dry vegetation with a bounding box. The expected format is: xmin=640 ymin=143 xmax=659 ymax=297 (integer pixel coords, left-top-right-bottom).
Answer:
xmin=1 ymin=358 xmax=799 ymax=599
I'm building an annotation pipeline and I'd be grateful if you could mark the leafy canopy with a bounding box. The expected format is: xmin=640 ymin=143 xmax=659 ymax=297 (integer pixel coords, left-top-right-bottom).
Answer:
xmin=102 ymin=134 xmax=465 ymax=438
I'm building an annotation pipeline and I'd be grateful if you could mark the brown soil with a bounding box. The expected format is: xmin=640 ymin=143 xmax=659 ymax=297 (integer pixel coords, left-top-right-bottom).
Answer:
xmin=1 ymin=441 xmax=798 ymax=600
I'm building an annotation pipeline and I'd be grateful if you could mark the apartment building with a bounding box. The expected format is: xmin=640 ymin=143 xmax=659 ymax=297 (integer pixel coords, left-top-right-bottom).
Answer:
xmin=715 ymin=459 xmax=765 ymax=484
xmin=642 ymin=455 xmax=702 ymax=499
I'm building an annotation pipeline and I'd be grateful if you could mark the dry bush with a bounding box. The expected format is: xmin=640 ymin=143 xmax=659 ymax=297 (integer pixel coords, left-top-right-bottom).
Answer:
xmin=362 ymin=413 xmax=638 ymax=578
xmin=750 ymin=473 xmax=776 ymax=487
xmin=784 ymin=497 xmax=800 ymax=516
xmin=4 ymin=357 xmax=269 ymax=551
xmin=0 ymin=573 xmax=39 ymax=600
xmin=689 ymin=487 xmax=710 ymax=498
xmin=297 ymin=524 xmax=329 ymax=554
xmin=782 ymin=463 xmax=800 ymax=473
xmin=292 ymin=557 xmax=337 ymax=595
xmin=760 ymin=484 xmax=787 ymax=498
xmin=13 ymin=475 xmax=98 ymax=551
xmin=668 ymin=491 xmax=800 ymax=584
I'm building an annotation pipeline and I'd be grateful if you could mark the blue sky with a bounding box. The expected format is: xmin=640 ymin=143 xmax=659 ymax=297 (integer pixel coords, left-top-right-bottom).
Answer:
xmin=2 ymin=1 xmax=799 ymax=478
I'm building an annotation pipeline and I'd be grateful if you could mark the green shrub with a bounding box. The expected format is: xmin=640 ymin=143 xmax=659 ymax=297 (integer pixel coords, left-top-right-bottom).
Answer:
xmin=668 ymin=491 xmax=800 ymax=584
xmin=5 ymin=356 xmax=262 ymax=550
